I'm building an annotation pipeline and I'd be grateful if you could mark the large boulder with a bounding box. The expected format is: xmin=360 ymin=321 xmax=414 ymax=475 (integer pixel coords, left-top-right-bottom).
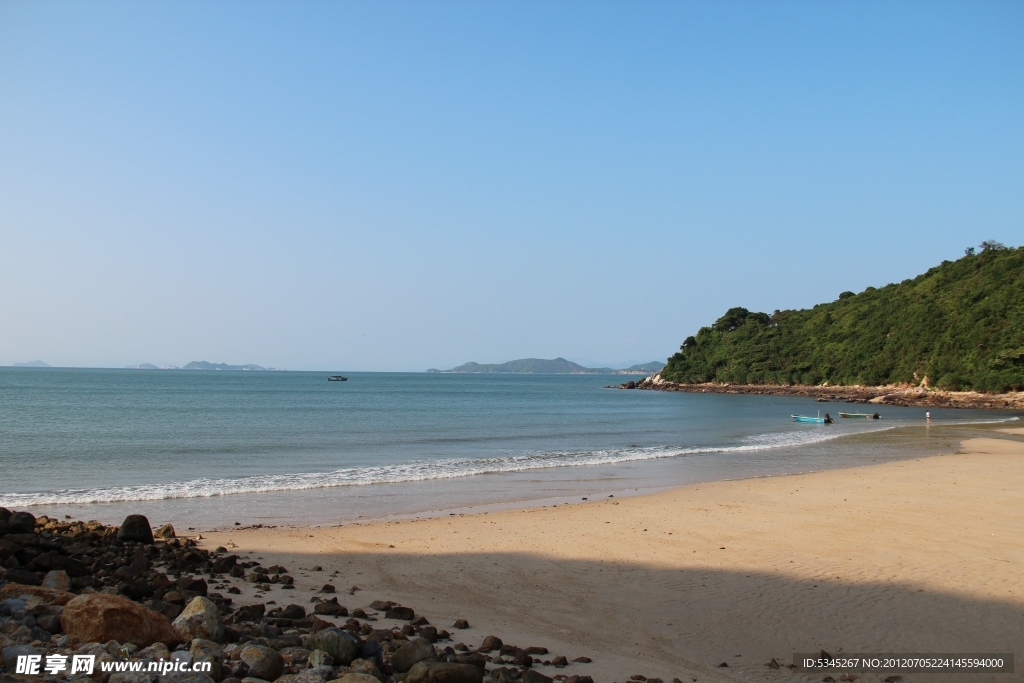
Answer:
xmin=118 ymin=515 xmax=154 ymax=544
xmin=8 ymin=511 xmax=36 ymax=534
xmin=304 ymin=627 xmax=359 ymax=667
xmin=390 ymin=637 xmax=439 ymax=673
xmin=239 ymin=644 xmax=283 ymax=681
xmin=173 ymin=596 xmax=225 ymax=643
xmin=61 ymin=592 xmax=181 ymax=647
xmin=405 ymin=661 xmax=483 ymax=683
xmin=0 ymin=507 xmax=11 ymax=535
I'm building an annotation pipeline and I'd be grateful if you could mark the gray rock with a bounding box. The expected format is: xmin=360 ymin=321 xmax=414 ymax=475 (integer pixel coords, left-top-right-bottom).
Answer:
xmin=118 ymin=515 xmax=154 ymax=544
xmin=390 ymin=637 xmax=439 ymax=673
xmin=108 ymin=673 xmax=155 ymax=683
xmin=304 ymin=627 xmax=359 ymax=667
xmin=2 ymin=644 xmax=40 ymax=671
xmin=405 ymin=661 xmax=483 ymax=683
xmin=190 ymin=638 xmax=224 ymax=681
xmin=239 ymin=645 xmax=283 ymax=682
xmin=302 ymin=666 xmax=335 ymax=681
xmin=41 ymin=570 xmax=72 ymax=592
xmin=138 ymin=643 xmax=172 ymax=661
xmin=154 ymin=525 xmax=177 ymax=541
xmin=348 ymin=658 xmax=382 ymax=680
xmin=173 ymin=597 xmax=224 ymax=643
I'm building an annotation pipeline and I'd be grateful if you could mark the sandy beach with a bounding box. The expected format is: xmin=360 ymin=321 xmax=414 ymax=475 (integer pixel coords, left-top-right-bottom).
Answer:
xmin=195 ymin=430 xmax=1024 ymax=682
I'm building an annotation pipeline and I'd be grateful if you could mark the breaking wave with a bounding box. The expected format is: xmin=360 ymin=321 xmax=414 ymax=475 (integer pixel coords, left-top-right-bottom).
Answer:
xmin=1 ymin=425 xmax=878 ymax=507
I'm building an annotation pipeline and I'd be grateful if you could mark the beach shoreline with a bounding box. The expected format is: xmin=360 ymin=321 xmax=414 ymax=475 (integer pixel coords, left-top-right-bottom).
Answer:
xmin=625 ymin=374 xmax=1024 ymax=410
xmin=189 ymin=429 xmax=1024 ymax=682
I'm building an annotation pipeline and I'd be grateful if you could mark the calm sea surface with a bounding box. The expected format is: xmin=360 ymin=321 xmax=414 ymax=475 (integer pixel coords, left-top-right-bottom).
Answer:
xmin=0 ymin=367 xmax=1018 ymax=529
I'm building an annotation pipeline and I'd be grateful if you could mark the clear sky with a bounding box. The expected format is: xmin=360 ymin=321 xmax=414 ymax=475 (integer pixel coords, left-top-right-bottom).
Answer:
xmin=1 ymin=2 xmax=1021 ymax=371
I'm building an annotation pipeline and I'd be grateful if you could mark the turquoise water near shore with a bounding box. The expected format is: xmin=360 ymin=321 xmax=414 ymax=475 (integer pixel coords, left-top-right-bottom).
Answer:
xmin=0 ymin=367 xmax=1018 ymax=528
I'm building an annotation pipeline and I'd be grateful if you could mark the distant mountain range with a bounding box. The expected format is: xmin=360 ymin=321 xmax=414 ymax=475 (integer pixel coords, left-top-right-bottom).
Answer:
xmin=12 ymin=360 xmax=51 ymax=368
xmin=125 ymin=361 xmax=277 ymax=371
xmin=429 ymin=358 xmax=665 ymax=375
xmin=183 ymin=361 xmax=274 ymax=371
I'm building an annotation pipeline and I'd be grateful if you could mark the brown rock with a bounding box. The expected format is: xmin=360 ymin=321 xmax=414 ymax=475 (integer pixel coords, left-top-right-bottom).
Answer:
xmin=405 ymin=661 xmax=483 ymax=683
xmin=61 ymin=592 xmax=181 ymax=647
xmin=0 ymin=582 xmax=76 ymax=606
xmin=477 ymin=635 xmax=502 ymax=652
xmin=385 ymin=605 xmax=415 ymax=620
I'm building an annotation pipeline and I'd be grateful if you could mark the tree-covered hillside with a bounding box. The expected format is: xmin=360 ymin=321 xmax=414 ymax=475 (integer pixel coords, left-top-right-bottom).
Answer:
xmin=662 ymin=243 xmax=1024 ymax=392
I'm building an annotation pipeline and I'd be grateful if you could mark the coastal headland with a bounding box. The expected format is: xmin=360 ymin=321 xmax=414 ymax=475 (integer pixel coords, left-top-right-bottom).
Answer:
xmin=618 ymin=373 xmax=1024 ymax=411
xmin=4 ymin=430 xmax=1021 ymax=683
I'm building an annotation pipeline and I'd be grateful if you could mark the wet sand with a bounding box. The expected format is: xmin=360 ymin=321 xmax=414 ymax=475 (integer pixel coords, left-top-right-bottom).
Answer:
xmin=202 ymin=434 xmax=1024 ymax=682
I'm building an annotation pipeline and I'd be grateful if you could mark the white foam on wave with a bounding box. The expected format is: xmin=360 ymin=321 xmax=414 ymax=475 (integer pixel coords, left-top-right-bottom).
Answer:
xmin=5 ymin=414 xmax=1016 ymax=507
xmin=0 ymin=423 xmax=878 ymax=507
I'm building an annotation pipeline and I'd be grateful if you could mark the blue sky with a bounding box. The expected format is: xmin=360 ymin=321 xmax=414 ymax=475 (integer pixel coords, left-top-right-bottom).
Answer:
xmin=1 ymin=1 xmax=1021 ymax=371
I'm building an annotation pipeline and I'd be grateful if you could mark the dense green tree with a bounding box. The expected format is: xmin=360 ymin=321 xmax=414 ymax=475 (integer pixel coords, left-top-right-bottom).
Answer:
xmin=662 ymin=244 xmax=1024 ymax=392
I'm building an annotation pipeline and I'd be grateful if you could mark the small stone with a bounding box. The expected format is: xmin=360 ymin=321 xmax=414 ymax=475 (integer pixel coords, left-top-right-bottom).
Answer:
xmin=41 ymin=570 xmax=72 ymax=592
xmin=525 ymin=646 xmax=548 ymax=655
xmin=305 ymin=627 xmax=360 ymax=666
xmin=307 ymin=650 xmax=334 ymax=668
xmin=239 ymin=644 xmax=283 ymax=682
xmin=318 ymin=584 xmax=335 ymax=593
xmin=477 ymin=635 xmax=502 ymax=652
xmin=154 ymin=524 xmax=176 ymax=540
xmin=551 ymin=655 xmax=568 ymax=668
xmin=452 ymin=619 xmax=469 ymax=629
xmin=385 ymin=605 xmax=415 ymax=620
xmin=571 ymin=656 xmax=591 ymax=663
xmin=336 ymin=675 xmax=380 ymax=683
xmin=390 ymin=637 xmax=439 ymax=673
xmin=768 ymin=658 xmax=780 ymax=669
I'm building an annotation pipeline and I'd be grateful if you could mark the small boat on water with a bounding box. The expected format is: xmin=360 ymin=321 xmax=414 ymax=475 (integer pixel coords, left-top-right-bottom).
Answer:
xmin=327 ymin=375 xmax=348 ymax=381
xmin=839 ymin=412 xmax=881 ymax=419
xmin=792 ymin=412 xmax=834 ymax=424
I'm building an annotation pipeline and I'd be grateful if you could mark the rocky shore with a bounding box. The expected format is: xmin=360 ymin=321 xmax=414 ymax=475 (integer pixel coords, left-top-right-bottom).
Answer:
xmin=615 ymin=374 xmax=1024 ymax=410
xmin=0 ymin=508 xmax=671 ymax=683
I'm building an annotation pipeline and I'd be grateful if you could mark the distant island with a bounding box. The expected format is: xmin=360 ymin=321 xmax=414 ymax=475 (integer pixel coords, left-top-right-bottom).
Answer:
xmin=658 ymin=241 xmax=1023 ymax=393
xmin=12 ymin=360 xmax=51 ymax=368
xmin=183 ymin=361 xmax=276 ymax=371
xmin=429 ymin=358 xmax=665 ymax=375
xmin=126 ymin=361 xmax=278 ymax=371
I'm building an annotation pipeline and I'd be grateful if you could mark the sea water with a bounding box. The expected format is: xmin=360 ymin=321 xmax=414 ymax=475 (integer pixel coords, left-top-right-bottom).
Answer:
xmin=0 ymin=367 xmax=1017 ymax=528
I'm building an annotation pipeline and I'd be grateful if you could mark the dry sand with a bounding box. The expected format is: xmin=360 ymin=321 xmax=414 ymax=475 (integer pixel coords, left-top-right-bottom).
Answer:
xmin=203 ymin=434 xmax=1024 ymax=683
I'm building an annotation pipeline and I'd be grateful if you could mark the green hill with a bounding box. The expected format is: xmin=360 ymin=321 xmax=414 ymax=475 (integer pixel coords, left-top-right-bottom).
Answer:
xmin=661 ymin=243 xmax=1024 ymax=393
